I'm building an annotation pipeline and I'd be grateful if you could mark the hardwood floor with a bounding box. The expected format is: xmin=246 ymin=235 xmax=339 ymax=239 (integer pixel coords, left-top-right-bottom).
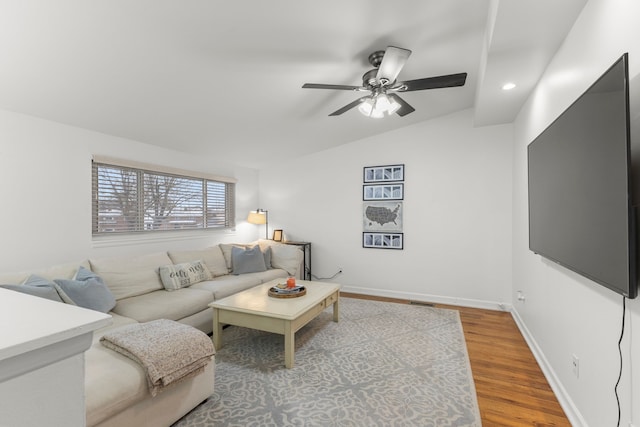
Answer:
xmin=340 ymin=292 xmax=571 ymax=427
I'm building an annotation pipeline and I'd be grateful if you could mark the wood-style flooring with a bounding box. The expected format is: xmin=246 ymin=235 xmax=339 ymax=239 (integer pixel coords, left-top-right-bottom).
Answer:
xmin=340 ymin=292 xmax=571 ymax=427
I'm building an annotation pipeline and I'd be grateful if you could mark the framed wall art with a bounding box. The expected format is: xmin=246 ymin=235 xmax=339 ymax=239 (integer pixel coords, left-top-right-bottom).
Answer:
xmin=363 ymin=232 xmax=404 ymax=249
xmin=272 ymin=229 xmax=283 ymax=241
xmin=363 ymin=164 xmax=404 ymax=183
xmin=363 ymin=201 xmax=403 ymax=232
xmin=363 ymin=183 xmax=404 ymax=201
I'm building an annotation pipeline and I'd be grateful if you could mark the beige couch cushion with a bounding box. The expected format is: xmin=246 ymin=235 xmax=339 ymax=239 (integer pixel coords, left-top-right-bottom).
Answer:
xmin=111 ymin=288 xmax=213 ymax=323
xmin=89 ymin=252 xmax=171 ymax=300
xmin=85 ymin=344 xmax=149 ymax=426
xmin=0 ymin=260 xmax=90 ymax=285
xmin=168 ymin=246 xmax=228 ymax=277
xmin=191 ymin=269 xmax=288 ymax=300
xmin=271 ymin=244 xmax=303 ymax=276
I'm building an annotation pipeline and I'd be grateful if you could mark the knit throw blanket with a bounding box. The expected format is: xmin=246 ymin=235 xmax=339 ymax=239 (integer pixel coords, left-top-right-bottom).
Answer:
xmin=100 ymin=319 xmax=215 ymax=396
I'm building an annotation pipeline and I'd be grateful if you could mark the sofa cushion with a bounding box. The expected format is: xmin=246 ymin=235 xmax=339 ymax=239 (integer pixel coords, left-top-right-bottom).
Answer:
xmin=191 ymin=269 xmax=288 ymax=300
xmin=270 ymin=244 xmax=303 ymax=276
xmin=0 ymin=260 xmax=90 ymax=287
xmin=89 ymin=252 xmax=171 ymax=300
xmin=85 ymin=344 xmax=149 ymax=426
xmin=159 ymin=260 xmax=212 ymax=291
xmin=111 ymin=288 xmax=213 ymax=323
xmin=168 ymin=246 xmax=228 ymax=277
xmin=53 ymin=267 xmax=116 ymax=313
xmin=0 ymin=274 xmax=64 ymax=303
xmin=231 ymin=245 xmax=267 ymax=275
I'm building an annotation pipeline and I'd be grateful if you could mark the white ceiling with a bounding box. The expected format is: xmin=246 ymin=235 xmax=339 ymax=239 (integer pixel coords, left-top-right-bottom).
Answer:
xmin=0 ymin=0 xmax=586 ymax=169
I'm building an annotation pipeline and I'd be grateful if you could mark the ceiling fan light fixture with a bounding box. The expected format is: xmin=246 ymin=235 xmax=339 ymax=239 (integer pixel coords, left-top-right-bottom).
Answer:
xmin=375 ymin=94 xmax=392 ymax=112
xmin=370 ymin=108 xmax=384 ymax=119
xmin=359 ymin=96 xmax=385 ymax=118
xmin=386 ymin=96 xmax=401 ymax=115
xmin=302 ymin=45 xmax=467 ymax=118
xmin=358 ymin=94 xmax=401 ymax=118
xmin=358 ymin=98 xmax=375 ymax=116
xmin=369 ymin=93 xmax=401 ymax=117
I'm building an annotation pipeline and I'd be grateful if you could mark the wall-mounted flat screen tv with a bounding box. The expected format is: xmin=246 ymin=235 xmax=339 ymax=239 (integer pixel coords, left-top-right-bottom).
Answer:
xmin=528 ymin=53 xmax=637 ymax=299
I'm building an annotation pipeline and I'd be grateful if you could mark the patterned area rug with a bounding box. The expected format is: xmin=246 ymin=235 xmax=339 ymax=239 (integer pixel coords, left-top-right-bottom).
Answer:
xmin=173 ymin=297 xmax=481 ymax=427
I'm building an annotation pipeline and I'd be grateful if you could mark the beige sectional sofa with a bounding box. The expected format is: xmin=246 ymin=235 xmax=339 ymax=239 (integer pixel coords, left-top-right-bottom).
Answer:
xmin=0 ymin=240 xmax=302 ymax=427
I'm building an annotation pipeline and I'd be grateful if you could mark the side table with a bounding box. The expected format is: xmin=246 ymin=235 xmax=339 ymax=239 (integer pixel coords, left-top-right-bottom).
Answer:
xmin=282 ymin=241 xmax=311 ymax=281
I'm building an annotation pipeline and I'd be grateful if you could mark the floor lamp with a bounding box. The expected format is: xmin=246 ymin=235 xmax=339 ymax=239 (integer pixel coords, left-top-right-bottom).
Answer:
xmin=247 ymin=209 xmax=268 ymax=239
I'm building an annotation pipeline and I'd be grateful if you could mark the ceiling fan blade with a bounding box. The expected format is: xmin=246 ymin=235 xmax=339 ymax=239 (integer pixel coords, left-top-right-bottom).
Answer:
xmin=376 ymin=46 xmax=412 ymax=84
xmin=388 ymin=94 xmax=415 ymax=117
xmin=302 ymin=83 xmax=364 ymax=91
xmin=328 ymin=96 xmax=369 ymax=116
xmin=399 ymin=72 xmax=467 ymax=91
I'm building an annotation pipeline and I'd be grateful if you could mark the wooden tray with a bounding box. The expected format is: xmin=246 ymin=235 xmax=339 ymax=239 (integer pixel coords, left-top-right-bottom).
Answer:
xmin=268 ymin=286 xmax=307 ymax=298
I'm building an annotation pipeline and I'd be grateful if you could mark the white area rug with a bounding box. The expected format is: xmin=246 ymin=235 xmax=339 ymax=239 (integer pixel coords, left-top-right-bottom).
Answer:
xmin=173 ymin=297 xmax=481 ymax=426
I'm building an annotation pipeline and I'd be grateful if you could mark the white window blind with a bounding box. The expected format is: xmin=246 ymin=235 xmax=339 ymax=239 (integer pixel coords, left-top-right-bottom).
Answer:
xmin=92 ymin=160 xmax=235 ymax=234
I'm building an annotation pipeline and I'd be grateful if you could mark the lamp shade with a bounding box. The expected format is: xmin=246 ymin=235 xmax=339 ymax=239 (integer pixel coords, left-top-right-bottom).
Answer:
xmin=247 ymin=210 xmax=267 ymax=224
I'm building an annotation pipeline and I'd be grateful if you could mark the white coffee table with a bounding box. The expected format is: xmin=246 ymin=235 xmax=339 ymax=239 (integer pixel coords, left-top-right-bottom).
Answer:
xmin=209 ymin=279 xmax=340 ymax=368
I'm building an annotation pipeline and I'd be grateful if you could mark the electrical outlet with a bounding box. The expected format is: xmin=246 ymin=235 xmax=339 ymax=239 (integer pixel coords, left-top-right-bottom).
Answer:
xmin=572 ymin=354 xmax=579 ymax=378
xmin=338 ymin=267 xmax=343 ymax=273
xmin=517 ymin=291 xmax=526 ymax=302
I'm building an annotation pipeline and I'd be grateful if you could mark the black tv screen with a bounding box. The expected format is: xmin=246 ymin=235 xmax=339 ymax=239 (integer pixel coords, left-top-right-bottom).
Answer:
xmin=528 ymin=53 xmax=637 ymax=299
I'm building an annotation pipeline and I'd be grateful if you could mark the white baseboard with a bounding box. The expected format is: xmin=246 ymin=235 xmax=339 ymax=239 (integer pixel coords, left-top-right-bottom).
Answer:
xmin=510 ymin=308 xmax=587 ymax=427
xmin=340 ymin=285 xmax=512 ymax=312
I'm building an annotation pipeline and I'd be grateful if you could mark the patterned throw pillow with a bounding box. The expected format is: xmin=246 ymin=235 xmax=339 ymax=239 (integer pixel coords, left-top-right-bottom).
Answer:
xmin=159 ymin=260 xmax=212 ymax=291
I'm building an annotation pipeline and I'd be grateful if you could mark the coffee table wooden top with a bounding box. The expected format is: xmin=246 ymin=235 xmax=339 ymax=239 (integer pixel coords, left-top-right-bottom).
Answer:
xmin=209 ymin=279 xmax=340 ymax=321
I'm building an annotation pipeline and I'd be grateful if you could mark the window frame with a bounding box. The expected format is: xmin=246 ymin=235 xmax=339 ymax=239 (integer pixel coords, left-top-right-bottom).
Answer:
xmin=92 ymin=157 xmax=236 ymax=236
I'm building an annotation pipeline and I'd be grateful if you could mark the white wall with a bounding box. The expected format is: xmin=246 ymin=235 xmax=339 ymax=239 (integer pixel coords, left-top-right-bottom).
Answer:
xmin=260 ymin=108 xmax=513 ymax=309
xmin=0 ymin=109 xmax=261 ymax=274
xmin=512 ymin=0 xmax=640 ymax=425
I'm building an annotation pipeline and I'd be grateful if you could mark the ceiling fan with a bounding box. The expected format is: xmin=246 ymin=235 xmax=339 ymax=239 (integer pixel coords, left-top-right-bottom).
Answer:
xmin=302 ymin=46 xmax=467 ymax=118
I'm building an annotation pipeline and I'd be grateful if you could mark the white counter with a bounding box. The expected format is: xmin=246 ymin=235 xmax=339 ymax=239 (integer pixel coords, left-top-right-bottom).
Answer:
xmin=0 ymin=288 xmax=112 ymax=426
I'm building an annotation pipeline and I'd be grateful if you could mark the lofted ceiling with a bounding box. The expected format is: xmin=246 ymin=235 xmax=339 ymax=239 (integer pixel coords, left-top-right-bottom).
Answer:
xmin=0 ymin=0 xmax=586 ymax=169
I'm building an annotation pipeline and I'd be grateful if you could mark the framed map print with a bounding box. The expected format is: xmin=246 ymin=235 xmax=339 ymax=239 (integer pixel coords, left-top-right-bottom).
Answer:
xmin=363 ymin=232 xmax=403 ymax=249
xmin=363 ymin=201 xmax=403 ymax=232
xmin=363 ymin=164 xmax=404 ymax=183
xmin=363 ymin=183 xmax=404 ymax=201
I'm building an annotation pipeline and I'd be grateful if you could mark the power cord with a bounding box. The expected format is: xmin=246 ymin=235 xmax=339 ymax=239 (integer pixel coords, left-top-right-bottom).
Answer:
xmin=614 ymin=295 xmax=626 ymax=427
xmin=310 ymin=269 xmax=342 ymax=281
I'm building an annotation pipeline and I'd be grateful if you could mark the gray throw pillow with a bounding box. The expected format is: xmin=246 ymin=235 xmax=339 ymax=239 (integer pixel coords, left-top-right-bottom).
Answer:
xmin=232 ymin=245 xmax=267 ymax=275
xmin=1 ymin=275 xmax=64 ymax=303
xmin=263 ymin=246 xmax=272 ymax=269
xmin=53 ymin=267 xmax=116 ymax=313
xmin=75 ymin=265 xmax=105 ymax=283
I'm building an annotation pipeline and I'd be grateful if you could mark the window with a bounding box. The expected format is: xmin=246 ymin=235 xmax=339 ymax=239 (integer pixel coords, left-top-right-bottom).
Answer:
xmin=92 ymin=158 xmax=235 ymax=235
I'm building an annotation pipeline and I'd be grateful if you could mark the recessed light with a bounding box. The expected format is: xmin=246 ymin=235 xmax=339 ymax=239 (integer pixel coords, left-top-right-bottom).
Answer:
xmin=502 ymin=82 xmax=516 ymax=91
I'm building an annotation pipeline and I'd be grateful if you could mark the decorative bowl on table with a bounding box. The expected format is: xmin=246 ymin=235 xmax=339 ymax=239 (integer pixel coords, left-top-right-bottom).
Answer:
xmin=268 ymin=282 xmax=307 ymax=298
